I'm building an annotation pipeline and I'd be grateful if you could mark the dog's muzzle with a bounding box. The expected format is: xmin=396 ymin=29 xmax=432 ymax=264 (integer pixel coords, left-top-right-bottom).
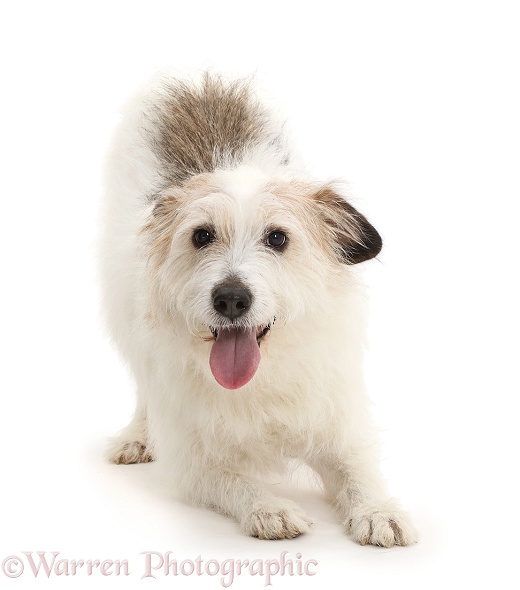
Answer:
xmin=208 ymin=281 xmax=276 ymax=390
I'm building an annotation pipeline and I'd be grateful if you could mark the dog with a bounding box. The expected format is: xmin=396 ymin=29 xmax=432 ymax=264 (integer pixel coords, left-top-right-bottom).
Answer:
xmin=100 ymin=72 xmax=417 ymax=546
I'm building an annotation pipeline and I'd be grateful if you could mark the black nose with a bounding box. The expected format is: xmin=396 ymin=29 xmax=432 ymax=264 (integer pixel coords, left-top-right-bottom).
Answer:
xmin=212 ymin=286 xmax=252 ymax=320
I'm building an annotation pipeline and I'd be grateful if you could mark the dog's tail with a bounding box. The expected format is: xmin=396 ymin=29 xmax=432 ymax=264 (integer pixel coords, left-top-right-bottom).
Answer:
xmin=104 ymin=71 xmax=292 ymax=204
xmin=145 ymin=71 xmax=292 ymax=188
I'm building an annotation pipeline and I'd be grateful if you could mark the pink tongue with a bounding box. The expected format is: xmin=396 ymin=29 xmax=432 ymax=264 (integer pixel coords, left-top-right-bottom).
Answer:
xmin=209 ymin=327 xmax=261 ymax=390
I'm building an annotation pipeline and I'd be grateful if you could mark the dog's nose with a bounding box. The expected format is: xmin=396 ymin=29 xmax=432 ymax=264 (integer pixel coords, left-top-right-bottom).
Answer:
xmin=213 ymin=286 xmax=252 ymax=320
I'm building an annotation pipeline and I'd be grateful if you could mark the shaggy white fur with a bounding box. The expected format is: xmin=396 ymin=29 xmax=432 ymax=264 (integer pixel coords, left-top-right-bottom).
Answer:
xmin=100 ymin=72 xmax=417 ymax=546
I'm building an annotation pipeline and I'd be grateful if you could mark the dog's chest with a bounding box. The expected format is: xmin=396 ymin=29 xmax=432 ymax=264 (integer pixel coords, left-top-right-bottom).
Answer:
xmin=203 ymin=397 xmax=322 ymax=460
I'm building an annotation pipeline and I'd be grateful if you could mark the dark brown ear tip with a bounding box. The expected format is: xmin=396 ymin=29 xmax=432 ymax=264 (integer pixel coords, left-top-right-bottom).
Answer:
xmin=345 ymin=222 xmax=383 ymax=264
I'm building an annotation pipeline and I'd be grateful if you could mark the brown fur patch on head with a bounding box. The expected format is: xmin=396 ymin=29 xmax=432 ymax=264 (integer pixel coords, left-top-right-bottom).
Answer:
xmin=149 ymin=73 xmax=274 ymax=185
xmin=143 ymin=174 xmax=222 ymax=273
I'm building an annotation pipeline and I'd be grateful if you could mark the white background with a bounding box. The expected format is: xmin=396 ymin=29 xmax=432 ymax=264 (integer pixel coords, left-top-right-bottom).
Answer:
xmin=1 ymin=1 xmax=519 ymax=588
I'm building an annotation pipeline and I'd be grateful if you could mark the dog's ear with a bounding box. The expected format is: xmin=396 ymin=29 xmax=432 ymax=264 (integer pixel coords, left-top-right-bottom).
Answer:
xmin=312 ymin=186 xmax=382 ymax=264
xmin=151 ymin=195 xmax=178 ymax=217
xmin=144 ymin=195 xmax=180 ymax=269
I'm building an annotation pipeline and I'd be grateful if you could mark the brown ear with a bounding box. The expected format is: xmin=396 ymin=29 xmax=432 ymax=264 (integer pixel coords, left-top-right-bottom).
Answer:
xmin=143 ymin=195 xmax=180 ymax=270
xmin=313 ymin=187 xmax=382 ymax=264
xmin=151 ymin=195 xmax=178 ymax=217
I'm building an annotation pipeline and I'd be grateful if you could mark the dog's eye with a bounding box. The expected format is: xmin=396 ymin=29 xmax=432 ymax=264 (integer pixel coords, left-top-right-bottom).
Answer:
xmin=193 ymin=228 xmax=214 ymax=248
xmin=266 ymin=230 xmax=287 ymax=249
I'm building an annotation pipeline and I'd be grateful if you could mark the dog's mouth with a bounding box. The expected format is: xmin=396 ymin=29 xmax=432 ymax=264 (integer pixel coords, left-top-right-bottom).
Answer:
xmin=209 ymin=320 xmax=273 ymax=345
xmin=208 ymin=319 xmax=274 ymax=390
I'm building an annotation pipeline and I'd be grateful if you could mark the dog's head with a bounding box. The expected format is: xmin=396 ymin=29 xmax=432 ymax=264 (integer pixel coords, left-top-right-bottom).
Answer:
xmin=144 ymin=167 xmax=381 ymax=390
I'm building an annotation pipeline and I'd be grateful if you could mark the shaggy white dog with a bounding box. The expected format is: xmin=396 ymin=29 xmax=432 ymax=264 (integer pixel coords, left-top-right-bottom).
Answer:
xmin=100 ymin=73 xmax=417 ymax=546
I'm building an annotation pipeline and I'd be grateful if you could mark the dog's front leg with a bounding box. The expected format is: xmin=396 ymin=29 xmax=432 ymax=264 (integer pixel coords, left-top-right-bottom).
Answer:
xmin=308 ymin=447 xmax=417 ymax=547
xmin=106 ymin=394 xmax=154 ymax=465
xmin=178 ymin=465 xmax=312 ymax=540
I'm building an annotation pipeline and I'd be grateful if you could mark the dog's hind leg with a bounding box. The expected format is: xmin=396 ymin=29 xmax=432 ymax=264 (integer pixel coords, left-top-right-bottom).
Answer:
xmin=106 ymin=394 xmax=154 ymax=465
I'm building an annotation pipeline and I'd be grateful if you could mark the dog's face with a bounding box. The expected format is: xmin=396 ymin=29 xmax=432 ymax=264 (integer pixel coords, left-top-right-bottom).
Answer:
xmin=145 ymin=166 xmax=381 ymax=389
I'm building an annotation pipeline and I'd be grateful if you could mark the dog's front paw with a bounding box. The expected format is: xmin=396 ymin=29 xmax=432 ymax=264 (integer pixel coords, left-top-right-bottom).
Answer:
xmin=241 ymin=499 xmax=312 ymax=540
xmin=346 ymin=501 xmax=418 ymax=547
xmin=107 ymin=439 xmax=154 ymax=465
